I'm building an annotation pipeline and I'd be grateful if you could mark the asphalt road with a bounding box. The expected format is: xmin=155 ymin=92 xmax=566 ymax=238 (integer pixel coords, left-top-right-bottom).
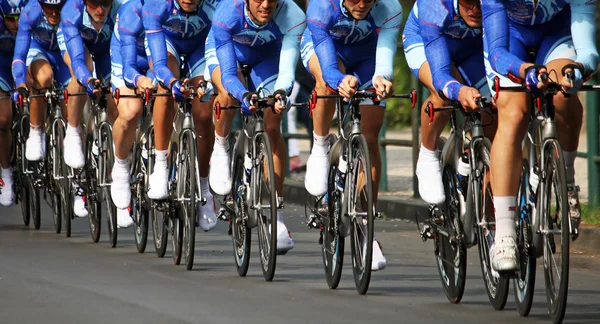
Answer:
xmin=1 ymin=202 xmax=599 ymax=324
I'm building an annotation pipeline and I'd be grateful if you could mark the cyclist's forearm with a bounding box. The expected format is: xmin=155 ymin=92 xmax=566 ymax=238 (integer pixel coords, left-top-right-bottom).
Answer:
xmin=145 ymin=31 xmax=175 ymax=87
xmin=482 ymin=0 xmax=525 ymax=77
xmin=273 ymin=36 xmax=301 ymax=95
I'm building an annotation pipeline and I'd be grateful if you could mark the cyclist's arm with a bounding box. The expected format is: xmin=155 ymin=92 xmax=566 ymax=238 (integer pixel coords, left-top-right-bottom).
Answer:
xmin=570 ymin=0 xmax=599 ymax=77
xmin=61 ymin=1 xmax=93 ymax=85
xmin=119 ymin=8 xmax=145 ymax=87
xmin=372 ymin=0 xmax=403 ymax=84
xmin=306 ymin=1 xmax=344 ymax=89
xmin=419 ymin=3 xmax=462 ymax=101
xmin=212 ymin=1 xmax=246 ymax=102
xmin=273 ymin=3 xmax=306 ymax=94
xmin=12 ymin=4 xmax=38 ymax=87
xmin=142 ymin=0 xmax=175 ymax=89
xmin=481 ymin=0 xmax=526 ymax=78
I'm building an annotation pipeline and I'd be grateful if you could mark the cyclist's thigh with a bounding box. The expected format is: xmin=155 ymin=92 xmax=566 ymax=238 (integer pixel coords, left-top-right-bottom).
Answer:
xmin=26 ymin=44 xmax=54 ymax=86
xmin=403 ymin=32 xmax=426 ymax=80
xmin=47 ymin=49 xmax=73 ymax=87
xmin=301 ymin=29 xmax=346 ymax=83
xmin=456 ymin=48 xmax=491 ymax=100
xmin=185 ymin=39 xmax=207 ymax=81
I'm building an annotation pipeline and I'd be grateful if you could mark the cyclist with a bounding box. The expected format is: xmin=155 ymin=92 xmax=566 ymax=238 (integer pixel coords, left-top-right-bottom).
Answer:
xmin=0 ymin=0 xmax=26 ymax=207
xmin=482 ymin=0 xmax=598 ymax=271
xmin=143 ymin=0 xmax=219 ymax=231
xmin=205 ymin=0 xmax=306 ymax=253
xmin=301 ymin=0 xmax=403 ymax=270
xmin=403 ymin=0 xmax=492 ymax=205
xmin=58 ymin=0 xmax=126 ymax=218
xmin=109 ymin=0 xmax=156 ymax=229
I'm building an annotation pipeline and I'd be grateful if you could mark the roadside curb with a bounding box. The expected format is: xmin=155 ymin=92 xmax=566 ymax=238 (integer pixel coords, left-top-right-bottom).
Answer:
xmin=283 ymin=179 xmax=599 ymax=256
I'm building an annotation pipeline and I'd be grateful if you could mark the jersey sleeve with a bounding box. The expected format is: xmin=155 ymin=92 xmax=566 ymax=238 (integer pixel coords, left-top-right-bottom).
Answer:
xmin=12 ymin=2 xmax=38 ymax=86
xmin=273 ymin=1 xmax=306 ymax=94
xmin=142 ymin=0 xmax=175 ymax=87
xmin=61 ymin=0 xmax=93 ymax=84
xmin=212 ymin=0 xmax=246 ymax=101
xmin=119 ymin=5 xmax=144 ymax=87
xmin=306 ymin=1 xmax=344 ymax=89
xmin=569 ymin=0 xmax=599 ymax=77
xmin=371 ymin=0 xmax=403 ymax=83
xmin=419 ymin=1 xmax=462 ymax=100
xmin=481 ymin=0 xmax=524 ymax=78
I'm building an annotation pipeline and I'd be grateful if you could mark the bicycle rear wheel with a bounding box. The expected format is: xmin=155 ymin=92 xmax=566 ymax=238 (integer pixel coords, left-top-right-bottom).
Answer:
xmin=231 ymin=132 xmax=251 ymax=276
xmin=85 ymin=133 xmax=102 ymax=243
xmin=322 ymin=149 xmax=344 ymax=289
xmin=541 ymin=141 xmax=569 ymax=324
xmin=254 ymin=133 xmax=277 ymax=281
xmin=151 ymin=137 xmax=169 ymax=258
xmin=475 ymin=142 xmax=509 ymax=309
xmin=132 ymin=155 xmax=149 ymax=253
xmin=348 ymin=135 xmax=374 ymax=295
xmin=20 ymin=175 xmax=31 ymax=227
xmin=514 ymin=159 xmax=536 ymax=316
xmin=180 ymin=132 xmax=197 ymax=270
xmin=435 ymin=165 xmax=467 ymax=303
xmin=101 ymin=127 xmax=118 ymax=247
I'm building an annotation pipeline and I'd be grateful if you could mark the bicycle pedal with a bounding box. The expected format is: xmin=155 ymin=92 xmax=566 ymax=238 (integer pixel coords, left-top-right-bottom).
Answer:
xmin=419 ymin=224 xmax=433 ymax=242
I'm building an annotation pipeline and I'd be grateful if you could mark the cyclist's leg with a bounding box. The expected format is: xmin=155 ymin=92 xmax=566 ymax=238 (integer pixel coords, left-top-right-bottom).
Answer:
xmin=26 ymin=47 xmax=53 ymax=161
xmin=62 ymin=47 xmax=93 ymax=169
xmin=537 ymin=18 xmax=582 ymax=233
xmin=302 ymin=31 xmax=343 ymax=196
xmin=188 ymin=47 xmax=217 ymax=231
xmin=0 ymin=65 xmax=14 ymax=205
xmin=96 ymin=53 xmax=118 ymax=124
xmin=147 ymin=46 xmax=179 ymax=200
xmin=485 ymin=27 xmax=530 ymax=271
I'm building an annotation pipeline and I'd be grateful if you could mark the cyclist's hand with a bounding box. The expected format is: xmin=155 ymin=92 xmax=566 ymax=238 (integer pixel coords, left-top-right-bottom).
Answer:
xmin=273 ymin=89 xmax=288 ymax=114
xmin=241 ymin=92 xmax=258 ymax=115
xmin=196 ymin=81 xmax=208 ymax=98
xmin=86 ymin=78 xmax=101 ymax=99
xmin=136 ymin=76 xmax=155 ymax=93
xmin=11 ymin=85 xmax=29 ymax=104
xmin=524 ymin=65 xmax=548 ymax=97
xmin=338 ymin=75 xmax=358 ymax=99
xmin=373 ymin=75 xmax=393 ymax=99
xmin=457 ymin=86 xmax=481 ymax=111
xmin=560 ymin=63 xmax=584 ymax=94
xmin=170 ymin=79 xmax=192 ymax=101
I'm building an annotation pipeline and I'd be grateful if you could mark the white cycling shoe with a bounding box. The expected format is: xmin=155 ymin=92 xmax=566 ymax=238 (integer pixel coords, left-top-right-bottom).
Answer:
xmin=64 ymin=132 xmax=85 ymax=169
xmin=209 ymin=149 xmax=232 ymax=196
xmin=73 ymin=195 xmax=88 ymax=217
xmin=305 ymin=153 xmax=329 ymax=197
xmin=416 ymin=157 xmax=445 ymax=205
xmin=0 ymin=175 xmax=15 ymax=207
xmin=25 ymin=135 xmax=46 ymax=161
xmin=276 ymin=211 xmax=294 ymax=254
xmin=198 ymin=193 xmax=218 ymax=232
xmin=147 ymin=168 xmax=169 ymax=200
xmin=371 ymin=240 xmax=387 ymax=271
xmin=111 ymin=166 xmax=131 ymax=210
xmin=117 ymin=207 xmax=133 ymax=229
xmin=490 ymin=236 xmax=518 ymax=272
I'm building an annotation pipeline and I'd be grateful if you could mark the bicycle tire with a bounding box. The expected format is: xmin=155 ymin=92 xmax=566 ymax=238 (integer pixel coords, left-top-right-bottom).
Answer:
xmin=51 ymin=186 xmax=61 ymax=234
xmin=181 ymin=132 xmax=197 ymax=270
xmin=435 ymin=165 xmax=467 ymax=303
xmin=347 ymin=134 xmax=374 ymax=295
xmin=170 ymin=145 xmax=183 ymax=265
xmin=514 ymin=159 xmax=536 ymax=316
xmin=85 ymin=133 xmax=102 ymax=243
xmin=133 ymin=190 xmax=149 ymax=253
xmin=63 ymin=179 xmax=73 ymax=237
xmin=20 ymin=176 xmax=31 ymax=227
xmin=102 ymin=127 xmax=118 ymax=248
xmin=541 ymin=141 xmax=569 ymax=324
xmin=322 ymin=148 xmax=344 ymax=289
xmin=152 ymin=138 xmax=169 ymax=258
xmin=31 ymin=185 xmax=41 ymax=230
xmin=254 ymin=132 xmax=277 ymax=281
xmin=231 ymin=131 xmax=251 ymax=276
xmin=475 ymin=141 xmax=509 ymax=309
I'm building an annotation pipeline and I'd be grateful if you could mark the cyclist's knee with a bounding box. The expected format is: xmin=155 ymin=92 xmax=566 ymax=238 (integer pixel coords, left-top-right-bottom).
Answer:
xmin=314 ymin=78 xmax=333 ymax=96
xmin=265 ymin=122 xmax=282 ymax=139
xmin=118 ymin=101 xmax=142 ymax=130
xmin=32 ymin=69 xmax=53 ymax=88
xmin=0 ymin=113 xmax=10 ymax=133
xmin=425 ymin=93 xmax=448 ymax=108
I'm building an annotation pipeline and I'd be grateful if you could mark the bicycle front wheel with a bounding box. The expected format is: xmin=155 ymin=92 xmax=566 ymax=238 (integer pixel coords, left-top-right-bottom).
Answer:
xmin=254 ymin=133 xmax=277 ymax=281
xmin=152 ymin=138 xmax=169 ymax=258
xmin=541 ymin=141 xmax=570 ymax=324
xmin=170 ymin=144 xmax=183 ymax=265
xmin=180 ymin=132 xmax=197 ymax=270
xmin=101 ymin=127 xmax=117 ymax=247
xmin=231 ymin=132 xmax=250 ymax=276
xmin=322 ymin=148 xmax=344 ymax=289
xmin=347 ymin=135 xmax=374 ymax=295
xmin=85 ymin=133 xmax=102 ymax=243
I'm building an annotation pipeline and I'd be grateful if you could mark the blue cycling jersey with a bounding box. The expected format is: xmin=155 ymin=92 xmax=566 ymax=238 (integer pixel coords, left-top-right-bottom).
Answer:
xmin=306 ymin=0 xmax=402 ymax=90
xmin=60 ymin=0 xmax=124 ymax=85
xmin=12 ymin=0 xmax=60 ymax=86
xmin=483 ymin=0 xmax=599 ymax=77
xmin=114 ymin=0 xmax=147 ymax=87
xmin=405 ymin=0 xmax=482 ymax=100
xmin=0 ymin=16 xmax=15 ymax=57
xmin=143 ymin=0 xmax=218 ymax=87
xmin=211 ymin=0 xmax=306 ymax=102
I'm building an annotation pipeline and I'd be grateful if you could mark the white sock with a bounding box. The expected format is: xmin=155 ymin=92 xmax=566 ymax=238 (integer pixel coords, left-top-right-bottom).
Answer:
xmin=311 ymin=132 xmax=329 ymax=156
xmin=214 ymin=133 xmax=228 ymax=153
xmin=29 ymin=124 xmax=42 ymax=137
xmin=114 ymin=156 xmax=129 ymax=171
xmin=66 ymin=124 xmax=80 ymax=137
xmin=155 ymin=150 xmax=168 ymax=170
xmin=200 ymin=176 xmax=210 ymax=197
xmin=494 ymin=196 xmax=517 ymax=240
xmin=418 ymin=144 xmax=439 ymax=165
xmin=563 ymin=150 xmax=576 ymax=185
xmin=1 ymin=167 xmax=13 ymax=180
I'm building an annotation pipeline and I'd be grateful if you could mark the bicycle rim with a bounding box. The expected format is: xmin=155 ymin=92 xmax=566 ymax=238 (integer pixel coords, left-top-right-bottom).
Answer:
xmin=133 ymin=152 xmax=149 ymax=253
xmin=475 ymin=142 xmax=509 ymax=309
xmin=514 ymin=159 xmax=536 ymax=316
xmin=85 ymin=133 xmax=102 ymax=243
xmin=348 ymin=135 xmax=373 ymax=295
xmin=436 ymin=165 xmax=467 ymax=303
xmin=181 ymin=133 xmax=197 ymax=270
xmin=171 ymin=145 xmax=183 ymax=265
xmin=231 ymin=137 xmax=251 ymax=276
xmin=255 ymin=133 xmax=277 ymax=281
xmin=152 ymin=143 xmax=169 ymax=258
xmin=323 ymin=158 xmax=344 ymax=289
xmin=542 ymin=142 xmax=569 ymax=324
xmin=102 ymin=128 xmax=117 ymax=248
